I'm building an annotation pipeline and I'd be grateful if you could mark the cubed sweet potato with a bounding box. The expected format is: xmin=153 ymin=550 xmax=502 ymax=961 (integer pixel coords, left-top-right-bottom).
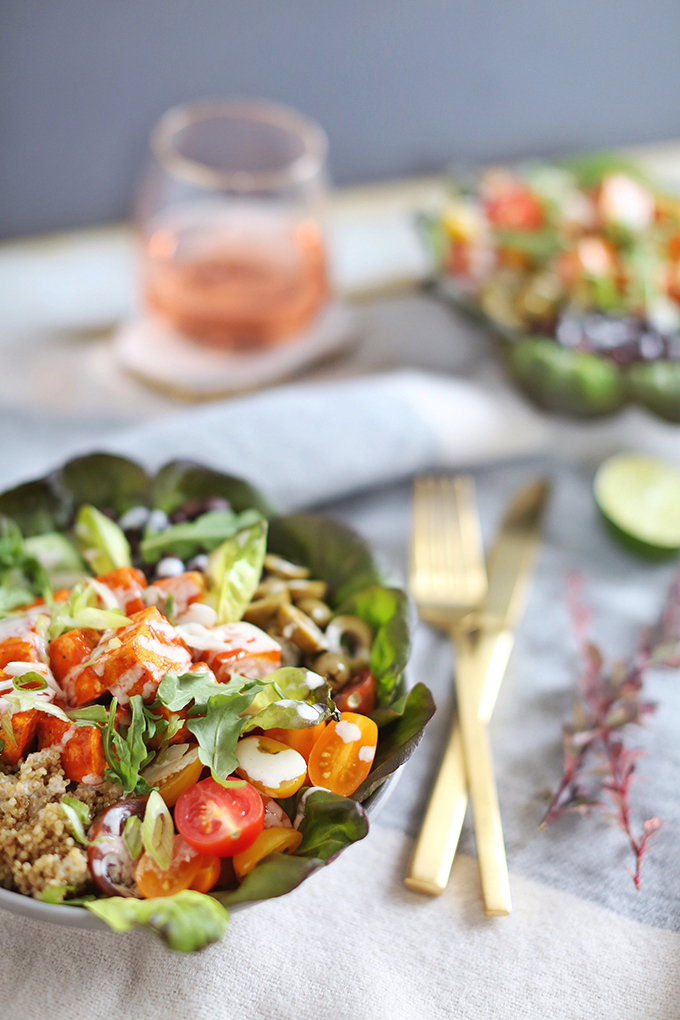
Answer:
xmin=0 ymin=708 xmax=39 ymax=766
xmin=146 ymin=571 xmax=206 ymax=617
xmin=37 ymin=714 xmax=106 ymax=784
xmin=95 ymin=566 xmax=148 ymax=616
xmin=92 ymin=606 xmax=191 ymax=704
xmin=202 ymin=622 xmax=281 ymax=682
xmin=49 ymin=628 xmax=105 ymax=707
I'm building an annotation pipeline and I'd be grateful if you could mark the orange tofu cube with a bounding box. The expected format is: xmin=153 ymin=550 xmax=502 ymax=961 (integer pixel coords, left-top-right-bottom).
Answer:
xmin=202 ymin=622 xmax=281 ymax=682
xmin=92 ymin=606 xmax=191 ymax=705
xmin=0 ymin=635 xmax=41 ymax=670
xmin=95 ymin=566 xmax=148 ymax=616
xmin=37 ymin=714 xmax=105 ymax=785
xmin=49 ymin=628 xmax=106 ymax=707
xmin=0 ymin=708 xmax=39 ymax=766
xmin=147 ymin=572 xmax=207 ymax=617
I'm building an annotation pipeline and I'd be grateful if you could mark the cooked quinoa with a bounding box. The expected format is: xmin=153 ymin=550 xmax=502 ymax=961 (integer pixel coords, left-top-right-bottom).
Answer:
xmin=0 ymin=748 xmax=122 ymax=899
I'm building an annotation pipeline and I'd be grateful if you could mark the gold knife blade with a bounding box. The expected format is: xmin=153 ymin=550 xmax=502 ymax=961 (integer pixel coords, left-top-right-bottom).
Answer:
xmin=405 ymin=478 xmax=549 ymax=899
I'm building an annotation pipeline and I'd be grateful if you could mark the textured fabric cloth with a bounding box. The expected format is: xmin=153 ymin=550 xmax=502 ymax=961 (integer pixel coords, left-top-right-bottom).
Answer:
xmin=0 ymin=372 xmax=678 ymax=1019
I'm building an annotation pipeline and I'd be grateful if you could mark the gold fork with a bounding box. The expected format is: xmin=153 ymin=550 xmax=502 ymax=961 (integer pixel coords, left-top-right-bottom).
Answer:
xmin=406 ymin=474 xmax=511 ymax=916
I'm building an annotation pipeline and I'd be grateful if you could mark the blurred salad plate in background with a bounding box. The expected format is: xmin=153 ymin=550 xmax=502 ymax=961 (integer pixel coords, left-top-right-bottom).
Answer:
xmin=427 ymin=153 xmax=680 ymax=420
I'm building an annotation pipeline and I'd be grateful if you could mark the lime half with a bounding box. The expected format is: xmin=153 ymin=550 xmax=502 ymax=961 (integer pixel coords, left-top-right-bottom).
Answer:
xmin=594 ymin=452 xmax=680 ymax=558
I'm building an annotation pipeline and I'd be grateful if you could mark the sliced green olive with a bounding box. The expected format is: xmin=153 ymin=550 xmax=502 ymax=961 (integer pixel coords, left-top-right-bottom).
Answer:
xmin=296 ymin=597 xmax=333 ymax=629
xmin=276 ymin=603 xmax=328 ymax=654
xmin=311 ymin=650 xmax=353 ymax=692
xmin=325 ymin=615 xmax=374 ymax=668
xmin=254 ymin=577 xmax=289 ymax=600
xmin=287 ymin=579 xmax=328 ymax=602
xmin=263 ymin=554 xmax=310 ymax=580
xmin=243 ymin=588 xmax=291 ymax=628
xmin=267 ymin=628 xmax=302 ymax=668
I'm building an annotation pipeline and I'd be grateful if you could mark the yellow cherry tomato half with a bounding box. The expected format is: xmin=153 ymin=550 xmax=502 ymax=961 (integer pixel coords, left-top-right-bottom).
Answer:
xmin=157 ymin=754 xmax=205 ymax=807
xmin=135 ymin=834 xmax=204 ymax=898
xmin=235 ymin=735 xmax=307 ymax=798
xmin=233 ymin=826 xmax=303 ymax=881
xmin=266 ymin=721 xmax=327 ymax=762
xmin=189 ymin=854 xmax=222 ymax=894
xmin=307 ymin=712 xmax=378 ymax=797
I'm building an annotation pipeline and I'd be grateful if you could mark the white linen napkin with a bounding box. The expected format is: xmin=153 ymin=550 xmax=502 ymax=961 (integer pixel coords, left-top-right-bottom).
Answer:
xmin=95 ymin=368 xmax=549 ymax=510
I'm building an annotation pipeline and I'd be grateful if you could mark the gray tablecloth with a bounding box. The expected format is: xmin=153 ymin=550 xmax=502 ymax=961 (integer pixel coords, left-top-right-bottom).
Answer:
xmin=1 ymin=371 xmax=679 ymax=1020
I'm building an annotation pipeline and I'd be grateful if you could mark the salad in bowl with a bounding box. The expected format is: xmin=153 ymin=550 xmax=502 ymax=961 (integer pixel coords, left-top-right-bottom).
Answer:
xmin=430 ymin=153 xmax=680 ymax=419
xmin=0 ymin=454 xmax=433 ymax=951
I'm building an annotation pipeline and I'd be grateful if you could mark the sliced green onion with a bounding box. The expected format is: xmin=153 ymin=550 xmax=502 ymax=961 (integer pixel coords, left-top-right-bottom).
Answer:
xmin=61 ymin=796 xmax=91 ymax=846
xmin=123 ymin=815 xmax=143 ymax=860
xmin=12 ymin=673 xmax=48 ymax=692
xmin=142 ymin=790 xmax=174 ymax=871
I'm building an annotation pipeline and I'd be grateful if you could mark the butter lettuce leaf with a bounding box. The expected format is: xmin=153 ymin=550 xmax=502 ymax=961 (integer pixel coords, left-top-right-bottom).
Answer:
xmin=74 ymin=505 xmax=131 ymax=575
xmin=336 ymin=586 xmax=411 ymax=705
xmin=205 ymin=518 xmax=267 ymax=624
xmin=85 ymin=890 xmax=229 ymax=952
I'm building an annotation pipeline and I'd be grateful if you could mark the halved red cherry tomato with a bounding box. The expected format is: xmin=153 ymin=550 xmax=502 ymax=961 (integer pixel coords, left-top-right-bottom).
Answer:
xmin=175 ymin=777 xmax=264 ymax=857
xmin=232 ymin=827 xmax=303 ymax=881
xmin=264 ymin=722 xmax=326 ymax=763
xmin=334 ymin=668 xmax=377 ymax=715
xmin=307 ymin=712 xmax=378 ymax=797
xmin=135 ymin=834 xmax=204 ymax=898
xmin=189 ymin=854 xmax=222 ymax=893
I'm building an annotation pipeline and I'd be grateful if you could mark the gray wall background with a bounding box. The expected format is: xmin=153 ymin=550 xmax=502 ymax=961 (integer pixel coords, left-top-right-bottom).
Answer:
xmin=2 ymin=0 xmax=680 ymax=238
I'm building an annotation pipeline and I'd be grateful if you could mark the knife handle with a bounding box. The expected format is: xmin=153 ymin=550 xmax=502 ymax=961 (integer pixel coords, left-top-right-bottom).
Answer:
xmin=454 ymin=628 xmax=511 ymax=916
xmin=404 ymin=629 xmax=513 ymax=896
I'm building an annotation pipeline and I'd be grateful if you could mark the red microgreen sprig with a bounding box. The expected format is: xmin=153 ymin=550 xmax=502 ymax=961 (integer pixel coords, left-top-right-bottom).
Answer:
xmin=539 ymin=571 xmax=680 ymax=889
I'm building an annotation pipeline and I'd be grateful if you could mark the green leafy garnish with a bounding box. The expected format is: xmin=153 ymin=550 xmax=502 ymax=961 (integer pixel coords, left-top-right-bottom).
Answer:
xmin=156 ymin=669 xmax=254 ymax=714
xmin=142 ymin=791 xmax=174 ymax=870
xmin=60 ymin=796 xmax=91 ymax=846
xmin=140 ymin=508 xmax=262 ymax=565
xmin=74 ymin=504 xmax=131 ymax=574
xmin=102 ymin=696 xmax=154 ymax=796
xmin=67 ymin=704 xmax=110 ymax=727
xmin=205 ymin=518 xmax=267 ymax=624
xmin=23 ymin=532 xmax=90 ymax=589
xmin=187 ymin=691 xmax=260 ymax=783
xmin=85 ymin=890 xmax=230 ymax=952
xmin=242 ymin=667 xmax=339 ymax=732
xmin=335 ymin=587 xmax=411 ymax=705
xmin=0 ymin=515 xmax=51 ymax=614
xmin=123 ymin=815 xmax=143 ymax=860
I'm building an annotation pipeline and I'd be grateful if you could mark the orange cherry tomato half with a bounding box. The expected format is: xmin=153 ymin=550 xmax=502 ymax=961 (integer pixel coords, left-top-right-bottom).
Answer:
xmin=234 ymin=735 xmax=307 ymax=798
xmin=135 ymin=834 xmax=204 ymax=898
xmin=334 ymin=669 xmax=377 ymax=716
xmin=157 ymin=753 xmax=205 ymax=807
xmin=189 ymin=854 xmax=222 ymax=893
xmin=307 ymin=712 xmax=378 ymax=797
xmin=175 ymin=776 xmax=264 ymax=857
xmin=266 ymin=721 xmax=326 ymax=762
xmin=232 ymin=826 xmax=303 ymax=881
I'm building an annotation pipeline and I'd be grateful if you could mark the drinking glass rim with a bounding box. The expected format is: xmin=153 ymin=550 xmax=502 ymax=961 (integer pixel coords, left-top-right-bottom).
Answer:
xmin=150 ymin=98 xmax=328 ymax=191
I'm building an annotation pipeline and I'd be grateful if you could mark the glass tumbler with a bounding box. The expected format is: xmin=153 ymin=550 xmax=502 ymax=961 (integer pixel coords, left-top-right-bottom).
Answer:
xmin=136 ymin=99 xmax=330 ymax=350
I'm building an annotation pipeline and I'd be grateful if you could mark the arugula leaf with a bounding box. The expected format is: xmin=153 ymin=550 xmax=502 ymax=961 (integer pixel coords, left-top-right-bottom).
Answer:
xmin=205 ymin=519 xmax=267 ymax=624
xmin=85 ymin=890 xmax=229 ymax=952
xmin=102 ymin=696 xmax=154 ymax=796
xmin=242 ymin=667 xmax=339 ymax=732
xmin=156 ymin=669 xmax=258 ymax=713
xmin=187 ymin=691 xmax=259 ymax=782
xmin=74 ymin=505 xmax=131 ymax=574
xmin=140 ymin=508 xmax=262 ymax=565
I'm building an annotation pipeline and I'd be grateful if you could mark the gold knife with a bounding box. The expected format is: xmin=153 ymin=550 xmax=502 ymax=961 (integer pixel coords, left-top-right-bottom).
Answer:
xmin=405 ymin=479 xmax=550 ymax=903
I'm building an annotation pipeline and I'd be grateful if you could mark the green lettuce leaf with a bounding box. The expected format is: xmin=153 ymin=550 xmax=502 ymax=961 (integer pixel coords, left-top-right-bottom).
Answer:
xmin=205 ymin=518 xmax=267 ymax=624
xmin=0 ymin=480 xmax=64 ymax=536
xmin=23 ymin=532 xmax=90 ymax=588
xmin=74 ymin=505 xmax=131 ymax=574
xmin=140 ymin=508 xmax=262 ymax=564
xmin=54 ymin=453 xmax=151 ymax=519
xmin=216 ymin=790 xmax=368 ymax=908
xmin=85 ymin=890 xmax=229 ymax=952
xmin=335 ymin=587 xmax=411 ymax=705
xmin=0 ymin=516 xmax=51 ymax=612
xmin=151 ymin=460 xmax=272 ymax=518
xmin=354 ymin=682 xmax=436 ymax=802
